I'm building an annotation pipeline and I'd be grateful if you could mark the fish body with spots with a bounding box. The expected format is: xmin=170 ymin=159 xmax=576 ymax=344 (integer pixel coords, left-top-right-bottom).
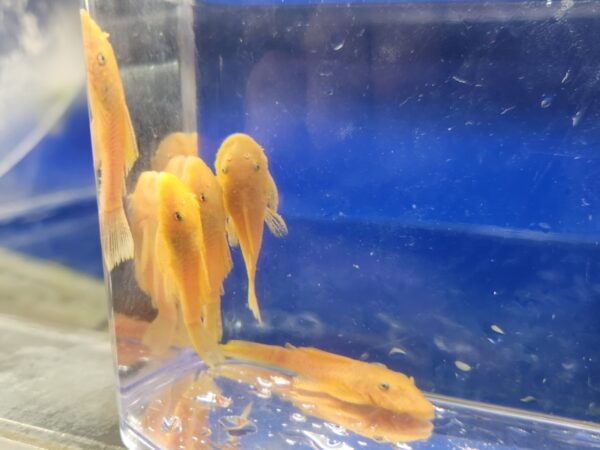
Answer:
xmin=215 ymin=133 xmax=287 ymax=324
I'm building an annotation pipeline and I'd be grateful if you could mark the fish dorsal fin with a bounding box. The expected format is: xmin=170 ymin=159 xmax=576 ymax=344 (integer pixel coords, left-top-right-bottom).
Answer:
xmin=264 ymin=208 xmax=288 ymax=238
xmin=284 ymin=342 xmax=297 ymax=350
xmin=123 ymin=106 xmax=139 ymax=174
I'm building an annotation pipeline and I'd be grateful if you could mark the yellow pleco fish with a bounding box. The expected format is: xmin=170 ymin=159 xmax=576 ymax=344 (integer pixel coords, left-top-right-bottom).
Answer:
xmin=80 ymin=9 xmax=138 ymax=271
xmin=165 ymin=155 xmax=233 ymax=343
xmin=129 ymin=171 xmax=178 ymax=354
xmin=157 ymin=172 xmax=222 ymax=366
xmin=152 ymin=132 xmax=199 ymax=171
xmin=215 ymin=133 xmax=287 ymax=324
xmin=213 ymin=363 xmax=432 ymax=444
xmin=220 ymin=340 xmax=434 ymax=421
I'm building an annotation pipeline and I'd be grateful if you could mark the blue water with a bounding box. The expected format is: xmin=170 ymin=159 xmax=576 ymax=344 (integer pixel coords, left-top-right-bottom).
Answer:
xmin=188 ymin=1 xmax=600 ymax=423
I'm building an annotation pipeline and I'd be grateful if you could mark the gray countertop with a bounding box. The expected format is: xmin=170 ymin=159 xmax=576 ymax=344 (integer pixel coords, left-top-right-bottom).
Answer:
xmin=0 ymin=248 xmax=125 ymax=449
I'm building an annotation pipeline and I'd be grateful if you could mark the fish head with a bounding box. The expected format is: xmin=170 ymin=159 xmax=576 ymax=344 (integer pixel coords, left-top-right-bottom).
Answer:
xmin=80 ymin=9 xmax=119 ymax=101
xmin=182 ymin=156 xmax=222 ymax=210
xmin=215 ymin=133 xmax=268 ymax=185
xmin=360 ymin=367 xmax=434 ymax=421
xmin=152 ymin=132 xmax=198 ymax=171
xmin=157 ymin=172 xmax=202 ymax=251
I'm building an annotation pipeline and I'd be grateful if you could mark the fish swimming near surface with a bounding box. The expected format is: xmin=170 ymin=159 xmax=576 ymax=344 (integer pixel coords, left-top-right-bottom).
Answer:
xmin=152 ymin=132 xmax=198 ymax=171
xmin=157 ymin=172 xmax=222 ymax=365
xmin=165 ymin=155 xmax=233 ymax=343
xmin=220 ymin=339 xmax=434 ymax=421
xmin=80 ymin=9 xmax=138 ymax=271
xmin=215 ymin=133 xmax=287 ymax=324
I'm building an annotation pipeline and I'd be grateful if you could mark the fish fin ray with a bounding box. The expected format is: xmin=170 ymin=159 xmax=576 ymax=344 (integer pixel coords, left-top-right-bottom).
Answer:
xmin=264 ymin=208 xmax=287 ymax=238
xmin=100 ymin=205 xmax=134 ymax=271
xmin=226 ymin=216 xmax=239 ymax=247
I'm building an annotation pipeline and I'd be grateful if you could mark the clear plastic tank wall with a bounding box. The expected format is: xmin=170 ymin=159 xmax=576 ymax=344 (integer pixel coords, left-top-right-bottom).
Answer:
xmin=83 ymin=1 xmax=599 ymax=448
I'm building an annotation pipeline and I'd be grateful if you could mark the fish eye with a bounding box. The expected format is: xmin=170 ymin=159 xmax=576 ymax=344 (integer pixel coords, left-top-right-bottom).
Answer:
xmin=221 ymin=166 xmax=228 ymax=174
xmin=378 ymin=382 xmax=390 ymax=392
xmin=199 ymin=193 xmax=207 ymax=202
xmin=174 ymin=211 xmax=183 ymax=221
xmin=253 ymin=162 xmax=260 ymax=171
xmin=97 ymin=53 xmax=106 ymax=66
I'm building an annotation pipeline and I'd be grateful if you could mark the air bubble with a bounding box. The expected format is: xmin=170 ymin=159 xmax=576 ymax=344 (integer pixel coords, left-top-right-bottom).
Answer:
xmin=330 ymin=32 xmax=346 ymax=51
xmin=540 ymin=95 xmax=554 ymax=108
xmin=291 ymin=412 xmax=307 ymax=423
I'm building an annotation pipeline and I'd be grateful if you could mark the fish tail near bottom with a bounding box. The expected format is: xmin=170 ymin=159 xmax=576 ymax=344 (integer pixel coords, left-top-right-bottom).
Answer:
xmin=100 ymin=205 xmax=134 ymax=271
xmin=247 ymin=278 xmax=263 ymax=325
xmin=185 ymin=320 xmax=224 ymax=368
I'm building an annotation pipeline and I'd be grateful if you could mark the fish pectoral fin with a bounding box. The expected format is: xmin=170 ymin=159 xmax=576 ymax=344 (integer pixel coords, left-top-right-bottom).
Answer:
xmin=264 ymin=207 xmax=288 ymax=238
xmin=225 ymin=216 xmax=239 ymax=247
xmin=123 ymin=106 xmax=139 ymax=174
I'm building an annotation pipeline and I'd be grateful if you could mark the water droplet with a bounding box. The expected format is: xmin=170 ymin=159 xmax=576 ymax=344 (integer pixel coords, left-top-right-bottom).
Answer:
xmin=490 ymin=324 xmax=505 ymax=335
xmin=255 ymin=387 xmax=272 ymax=399
xmin=272 ymin=376 xmax=291 ymax=386
xmin=161 ymin=415 xmax=182 ymax=433
xmin=194 ymin=391 xmax=217 ymax=404
xmin=454 ymin=360 xmax=472 ymax=372
xmin=256 ymin=376 xmax=273 ymax=389
xmin=291 ymin=413 xmax=307 ymax=423
xmin=302 ymin=431 xmax=353 ymax=449
xmin=572 ymin=109 xmax=585 ymax=127
xmin=540 ymin=95 xmax=554 ymax=108
xmin=330 ymin=32 xmax=346 ymax=51
xmin=323 ymin=422 xmax=348 ymax=436
xmin=389 ymin=346 xmax=408 ymax=356
xmin=520 ymin=395 xmax=536 ymax=403
xmin=395 ymin=443 xmax=413 ymax=450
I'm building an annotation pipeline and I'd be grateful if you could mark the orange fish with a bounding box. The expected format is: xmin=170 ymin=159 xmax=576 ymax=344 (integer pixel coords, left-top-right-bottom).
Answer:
xmin=80 ymin=9 xmax=138 ymax=271
xmin=152 ymin=132 xmax=199 ymax=171
xmin=165 ymin=155 xmax=233 ymax=343
xmin=157 ymin=172 xmax=222 ymax=365
xmin=129 ymin=171 xmax=179 ymax=354
xmin=214 ymin=363 xmax=433 ymax=444
xmin=215 ymin=133 xmax=287 ymax=324
xmin=220 ymin=340 xmax=434 ymax=421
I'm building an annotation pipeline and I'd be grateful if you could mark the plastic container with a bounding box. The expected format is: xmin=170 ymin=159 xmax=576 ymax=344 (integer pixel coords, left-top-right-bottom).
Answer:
xmin=80 ymin=0 xmax=600 ymax=448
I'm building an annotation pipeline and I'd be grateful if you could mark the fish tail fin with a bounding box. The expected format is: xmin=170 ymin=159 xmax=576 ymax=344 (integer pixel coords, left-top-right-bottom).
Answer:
xmin=100 ymin=204 xmax=134 ymax=271
xmin=186 ymin=319 xmax=223 ymax=368
xmin=247 ymin=276 xmax=262 ymax=325
xmin=264 ymin=208 xmax=288 ymax=238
